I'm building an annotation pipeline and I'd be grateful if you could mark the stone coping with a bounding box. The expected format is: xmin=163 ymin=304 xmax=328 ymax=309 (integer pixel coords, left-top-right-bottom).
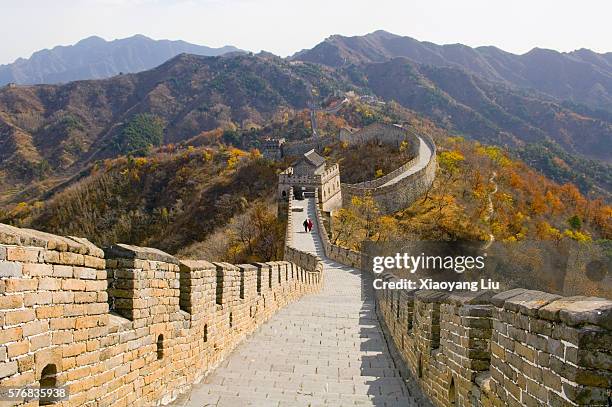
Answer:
xmin=380 ymin=285 xmax=612 ymax=329
xmin=179 ymin=260 xmax=216 ymax=271
xmin=0 ymin=223 xmax=103 ymax=257
xmin=104 ymin=243 xmax=179 ymax=264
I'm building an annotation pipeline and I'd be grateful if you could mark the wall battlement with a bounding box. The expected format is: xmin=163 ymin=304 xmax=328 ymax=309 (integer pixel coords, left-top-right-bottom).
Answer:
xmin=341 ymin=127 xmax=437 ymax=214
xmin=308 ymin=192 xmax=612 ymax=407
xmin=375 ymin=276 xmax=611 ymax=406
xmin=0 ymin=223 xmax=323 ymax=406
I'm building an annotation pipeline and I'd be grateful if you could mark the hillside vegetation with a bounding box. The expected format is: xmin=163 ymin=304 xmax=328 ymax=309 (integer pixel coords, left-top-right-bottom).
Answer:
xmin=1 ymin=145 xmax=285 ymax=263
xmin=0 ymin=53 xmax=353 ymax=204
xmin=332 ymin=136 xmax=611 ymax=249
xmin=1 ymin=48 xmax=610 ymax=206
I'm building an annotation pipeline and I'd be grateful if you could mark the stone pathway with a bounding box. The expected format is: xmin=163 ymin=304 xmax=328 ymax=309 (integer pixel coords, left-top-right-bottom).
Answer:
xmin=174 ymin=198 xmax=417 ymax=406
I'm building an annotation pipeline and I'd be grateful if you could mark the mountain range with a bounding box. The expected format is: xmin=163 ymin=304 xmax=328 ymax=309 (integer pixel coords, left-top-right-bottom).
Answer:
xmin=0 ymin=35 xmax=241 ymax=86
xmin=0 ymin=31 xmax=610 ymax=206
xmin=293 ymin=30 xmax=612 ymax=113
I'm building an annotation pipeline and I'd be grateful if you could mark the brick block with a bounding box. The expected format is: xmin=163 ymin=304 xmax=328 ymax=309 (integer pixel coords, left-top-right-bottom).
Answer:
xmin=38 ymin=277 xmax=61 ymax=290
xmin=36 ymin=305 xmax=65 ymax=319
xmin=52 ymin=291 xmax=75 ymax=304
xmin=85 ymin=280 xmax=106 ymax=291
xmin=6 ymin=247 xmax=41 ymax=263
xmin=7 ymin=341 xmax=29 ymax=358
xmin=53 ymin=264 xmax=73 ymax=277
xmin=24 ymin=291 xmax=53 ymax=306
xmin=30 ymin=333 xmax=51 ymax=351
xmin=0 ymin=361 xmax=18 ymax=379
xmin=0 ymin=294 xmax=24 ymax=309
xmin=22 ymin=320 xmax=48 ymax=337
xmin=74 ymin=267 xmax=99 ymax=279
xmin=5 ymin=278 xmax=38 ymax=292
xmin=23 ymin=263 xmax=53 ymax=277
xmin=62 ymin=278 xmax=87 ymax=291
xmin=84 ymin=256 xmax=106 ymax=269
xmin=5 ymin=309 xmax=36 ymax=325
xmin=43 ymin=250 xmax=60 ymax=263
xmin=0 ymin=327 xmax=22 ymax=343
xmin=59 ymin=251 xmax=85 ymax=266
xmin=0 ymin=262 xmax=22 ymax=277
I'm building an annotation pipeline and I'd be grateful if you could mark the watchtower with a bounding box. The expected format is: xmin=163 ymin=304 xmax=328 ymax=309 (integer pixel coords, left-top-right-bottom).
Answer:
xmin=278 ymin=149 xmax=342 ymax=213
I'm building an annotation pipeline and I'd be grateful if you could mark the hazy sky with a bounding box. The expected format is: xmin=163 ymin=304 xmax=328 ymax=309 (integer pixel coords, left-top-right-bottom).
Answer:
xmin=1 ymin=0 xmax=611 ymax=64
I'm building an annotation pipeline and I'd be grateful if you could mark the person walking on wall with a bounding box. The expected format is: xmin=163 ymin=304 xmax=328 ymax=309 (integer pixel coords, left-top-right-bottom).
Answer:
xmin=303 ymin=219 xmax=309 ymax=233
xmin=308 ymin=218 xmax=313 ymax=232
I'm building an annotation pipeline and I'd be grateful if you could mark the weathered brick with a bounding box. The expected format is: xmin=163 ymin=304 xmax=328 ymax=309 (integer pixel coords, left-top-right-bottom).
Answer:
xmin=0 ymin=361 xmax=18 ymax=379
xmin=22 ymin=263 xmax=53 ymax=277
xmin=85 ymin=280 xmax=106 ymax=291
xmin=62 ymin=278 xmax=87 ymax=291
xmin=84 ymin=256 xmax=106 ymax=270
xmin=16 ymin=354 xmax=34 ymax=371
xmin=50 ymin=317 xmax=76 ymax=330
xmin=22 ymin=320 xmax=48 ymax=337
xmin=30 ymin=333 xmax=51 ymax=351
xmin=24 ymin=291 xmax=53 ymax=306
xmin=0 ymin=261 xmax=22 ymax=277
xmin=5 ymin=309 xmax=36 ymax=325
xmin=4 ymin=278 xmax=38 ymax=292
xmin=74 ymin=267 xmax=98 ymax=279
xmin=0 ymin=294 xmax=24 ymax=309
xmin=0 ymin=327 xmax=22 ymax=343
xmin=75 ymin=292 xmax=98 ymax=303
xmin=53 ymin=264 xmax=73 ymax=277
xmin=6 ymin=247 xmax=41 ymax=263
xmin=7 ymin=341 xmax=29 ymax=358
xmin=36 ymin=305 xmax=65 ymax=319
xmin=63 ymin=342 xmax=87 ymax=357
xmin=59 ymin=251 xmax=85 ymax=266
xmin=52 ymin=291 xmax=75 ymax=304
xmin=85 ymin=303 xmax=109 ymax=315
xmin=38 ymin=277 xmax=61 ymax=290
xmin=43 ymin=250 xmax=60 ymax=263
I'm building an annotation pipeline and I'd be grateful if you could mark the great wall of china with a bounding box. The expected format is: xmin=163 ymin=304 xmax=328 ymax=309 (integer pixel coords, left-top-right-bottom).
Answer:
xmin=0 ymin=224 xmax=323 ymax=406
xmin=0 ymin=116 xmax=610 ymax=406
xmin=272 ymin=121 xmax=437 ymax=214
xmin=337 ymin=123 xmax=437 ymax=213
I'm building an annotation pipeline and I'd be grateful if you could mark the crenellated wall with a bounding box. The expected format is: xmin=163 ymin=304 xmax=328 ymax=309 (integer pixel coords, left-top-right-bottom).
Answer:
xmin=307 ymin=196 xmax=612 ymax=406
xmin=341 ymin=129 xmax=437 ymax=214
xmin=360 ymin=271 xmax=612 ymax=407
xmin=311 ymin=192 xmax=361 ymax=268
xmin=277 ymin=123 xmax=436 ymax=214
xmin=0 ymin=223 xmax=323 ymax=406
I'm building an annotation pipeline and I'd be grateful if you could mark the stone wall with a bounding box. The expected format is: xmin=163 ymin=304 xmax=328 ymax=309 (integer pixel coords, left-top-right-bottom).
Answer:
xmin=340 ymin=127 xmax=437 ymax=214
xmin=338 ymin=122 xmax=413 ymax=149
xmin=312 ymin=193 xmax=361 ymax=268
xmin=281 ymin=138 xmax=330 ymax=158
xmin=363 ymin=270 xmax=611 ymax=407
xmin=0 ymin=223 xmax=323 ymax=406
xmin=308 ymin=201 xmax=611 ymax=407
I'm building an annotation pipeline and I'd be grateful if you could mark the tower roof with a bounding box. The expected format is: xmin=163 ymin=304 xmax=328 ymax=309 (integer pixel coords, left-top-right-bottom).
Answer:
xmin=302 ymin=149 xmax=325 ymax=168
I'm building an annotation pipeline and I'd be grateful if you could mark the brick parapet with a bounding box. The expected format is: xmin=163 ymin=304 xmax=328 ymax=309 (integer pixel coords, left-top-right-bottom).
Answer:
xmin=341 ymin=130 xmax=437 ymax=214
xmin=0 ymin=223 xmax=323 ymax=406
xmin=374 ymin=280 xmax=612 ymax=406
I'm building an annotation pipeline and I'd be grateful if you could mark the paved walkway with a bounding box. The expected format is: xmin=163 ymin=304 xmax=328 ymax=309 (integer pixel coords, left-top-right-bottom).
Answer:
xmin=174 ymin=198 xmax=418 ymax=406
